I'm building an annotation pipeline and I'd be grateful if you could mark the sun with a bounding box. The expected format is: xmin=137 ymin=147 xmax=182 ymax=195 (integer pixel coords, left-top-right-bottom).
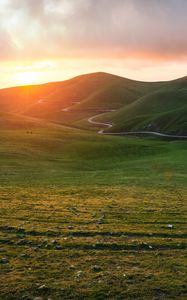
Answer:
xmin=15 ymin=71 xmax=40 ymax=85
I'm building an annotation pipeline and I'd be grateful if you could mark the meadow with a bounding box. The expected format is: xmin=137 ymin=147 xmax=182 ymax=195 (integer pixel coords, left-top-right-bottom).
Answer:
xmin=0 ymin=116 xmax=187 ymax=299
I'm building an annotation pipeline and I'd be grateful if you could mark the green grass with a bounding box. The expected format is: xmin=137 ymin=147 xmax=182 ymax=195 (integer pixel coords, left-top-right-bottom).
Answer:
xmin=0 ymin=114 xmax=187 ymax=299
xmin=1 ymin=185 xmax=187 ymax=300
xmin=95 ymin=81 xmax=187 ymax=135
xmin=0 ymin=113 xmax=187 ymax=187
xmin=1 ymin=72 xmax=187 ymax=134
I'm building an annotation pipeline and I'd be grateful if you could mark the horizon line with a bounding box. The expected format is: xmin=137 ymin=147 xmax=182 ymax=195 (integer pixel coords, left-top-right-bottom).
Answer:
xmin=0 ymin=71 xmax=186 ymax=90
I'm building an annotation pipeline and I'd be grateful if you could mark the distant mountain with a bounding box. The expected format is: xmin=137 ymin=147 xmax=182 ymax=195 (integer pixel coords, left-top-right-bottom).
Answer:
xmin=0 ymin=72 xmax=186 ymax=135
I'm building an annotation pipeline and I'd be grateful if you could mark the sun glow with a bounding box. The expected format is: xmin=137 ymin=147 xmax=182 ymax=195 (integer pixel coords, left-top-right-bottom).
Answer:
xmin=15 ymin=71 xmax=40 ymax=85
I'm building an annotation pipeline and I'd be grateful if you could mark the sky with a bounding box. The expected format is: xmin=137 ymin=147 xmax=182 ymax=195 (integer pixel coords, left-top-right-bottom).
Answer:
xmin=1 ymin=0 xmax=187 ymax=88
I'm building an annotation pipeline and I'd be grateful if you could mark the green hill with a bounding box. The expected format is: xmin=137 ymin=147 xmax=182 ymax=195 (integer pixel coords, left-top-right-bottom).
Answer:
xmin=0 ymin=87 xmax=187 ymax=300
xmin=0 ymin=72 xmax=186 ymax=135
xmin=99 ymin=86 xmax=187 ymax=134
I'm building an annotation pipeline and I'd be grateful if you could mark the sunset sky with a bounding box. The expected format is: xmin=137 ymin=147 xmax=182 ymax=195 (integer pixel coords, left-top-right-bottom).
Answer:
xmin=1 ymin=0 xmax=187 ymax=88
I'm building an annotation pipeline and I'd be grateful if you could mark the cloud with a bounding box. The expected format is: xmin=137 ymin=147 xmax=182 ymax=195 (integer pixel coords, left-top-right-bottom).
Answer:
xmin=0 ymin=0 xmax=187 ymax=61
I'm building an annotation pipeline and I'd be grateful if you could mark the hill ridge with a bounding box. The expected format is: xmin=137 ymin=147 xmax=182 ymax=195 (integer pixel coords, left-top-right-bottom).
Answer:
xmin=0 ymin=72 xmax=186 ymax=135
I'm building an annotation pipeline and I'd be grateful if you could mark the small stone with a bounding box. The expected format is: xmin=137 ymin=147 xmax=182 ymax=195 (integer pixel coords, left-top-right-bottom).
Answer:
xmin=38 ymin=284 xmax=47 ymax=290
xmin=20 ymin=253 xmax=27 ymax=258
xmin=97 ymin=220 xmax=103 ymax=225
xmin=77 ymin=270 xmax=83 ymax=277
xmin=69 ymin=264 xmax=75 ymax=269
xmin=92 ymin=265 xmax=102 ymax=272
xmin=55 ymin=245 xmax=62 ymax=250
xmin=32 ymin=247 xmax=38 ymax=251
xmin=0 ymin=257 xmax=8 ymax=264
xmin=149 ymin=245 xmax=153 ymax=249
xmin=68 ymin=226 xmax=73 ymax=230
xmin=167 ymin=224 xmax=173 ymax=229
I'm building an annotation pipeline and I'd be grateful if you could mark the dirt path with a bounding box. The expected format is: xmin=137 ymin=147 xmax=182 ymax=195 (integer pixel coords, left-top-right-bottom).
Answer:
xmin=88 ymin=111 xmax=114 ymax=134
xmin=88 ymin=112 xmax=187 ymax=139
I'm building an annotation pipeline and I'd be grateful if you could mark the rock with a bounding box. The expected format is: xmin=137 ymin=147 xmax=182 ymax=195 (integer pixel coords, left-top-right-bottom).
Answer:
xmin=32 ymin=247 xmax=38 ymax=251
xmin=68 ymin=226 xmax=73 ymax=230
xmin=51 ymin=240 xmax=57 ymax=244
xmin=92 ymin=265 xmax=102 ymax=272
xmin=69 ymin=264 xmax=75 ymax=269
xmin=77 ymin=270 xmax=83 ymax=277
xmin=167 ymin=224 xmax=173 ymax=229
xmin=96 ymin=220 xmax=103 ymax=225
xmin=0 ymin=257 xmax=8 ymax=264
xmin=20 ymin=253 xmax=27 ymax=258
xmin=38 ymin=284 xmax=48 ymax=291
xmin=55 ymin=245 xmax=62 ymax=250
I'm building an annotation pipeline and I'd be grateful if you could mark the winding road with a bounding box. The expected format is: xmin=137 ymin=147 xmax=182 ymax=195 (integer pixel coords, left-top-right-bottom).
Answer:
xmin=88 ymin=111 xmax=187 ymax=139
xmin=57 ymin=100 xmax=187 ymax=139
xmin=88 ymin=111 xmax=114 ymax=134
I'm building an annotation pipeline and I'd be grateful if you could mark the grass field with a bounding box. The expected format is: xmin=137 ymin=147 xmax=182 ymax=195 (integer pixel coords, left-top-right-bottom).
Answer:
xmin=1 ymin=72 xmax=187 ymax=135
xmin=0 ymin=115 xmax=187 ymax=299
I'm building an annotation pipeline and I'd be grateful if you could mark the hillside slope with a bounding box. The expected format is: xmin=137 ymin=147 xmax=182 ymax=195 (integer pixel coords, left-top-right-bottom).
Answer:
xmin=94 ymin=77 xmax=187 ymax=135
xmin=0 ymin=72 xmax=186 ymax=135
xmin=0 ymin=72 xmax=160 ymax=116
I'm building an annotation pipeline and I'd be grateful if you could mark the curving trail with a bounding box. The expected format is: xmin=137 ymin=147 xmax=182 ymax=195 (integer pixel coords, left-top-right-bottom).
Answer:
xmin=88 ymin=111 xmax=114 ymax=134
xmin=46 ymin=97 xmax=187 ymax=139
xmin=88 ymin=111 xmax=187 ymax=139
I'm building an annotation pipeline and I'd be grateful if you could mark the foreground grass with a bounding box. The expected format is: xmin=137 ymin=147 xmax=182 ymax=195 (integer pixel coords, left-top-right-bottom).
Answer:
xmin=0 ymin=185 xmax=187 ymax=300
xmin=0 ymin=119 xmax=187 ymax=299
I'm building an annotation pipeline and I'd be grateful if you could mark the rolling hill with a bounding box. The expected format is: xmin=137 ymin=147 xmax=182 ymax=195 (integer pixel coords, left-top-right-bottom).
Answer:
xmin=0 ymin=72 xmax=186 ymax=135
xmin=97 ymin=84 xmax=187 ymax=135
xmin=1 ymin=76 xmax=187 ymax=300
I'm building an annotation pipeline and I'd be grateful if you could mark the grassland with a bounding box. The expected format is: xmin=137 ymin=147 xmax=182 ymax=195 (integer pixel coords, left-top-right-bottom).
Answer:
xmin=0 ymin=113 xmax=187 ymax=299
xmin=1 ymin=72 xmax=187 ymax=135
xmin=99 ymin=88 xmax=187 ymax=135
xmin=1 ymin=185 xmax=187 ymax=300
